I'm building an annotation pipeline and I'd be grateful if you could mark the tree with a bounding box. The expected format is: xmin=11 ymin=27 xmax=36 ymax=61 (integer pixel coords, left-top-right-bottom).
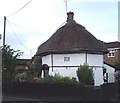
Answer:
xmin=25 ymin=56 xmax=42 ymax=82
xmin=33 ymin=56 xmax=42 ymax=77
xmin=2 ymin=45 xmax=23 ymax=82
xmin=113 ymin=62 xmax=120 ymax=81
xmin=76 ymin=64 xmax=94 ymax=85
xmin=113 ymin=61 xmax=120 ymax=70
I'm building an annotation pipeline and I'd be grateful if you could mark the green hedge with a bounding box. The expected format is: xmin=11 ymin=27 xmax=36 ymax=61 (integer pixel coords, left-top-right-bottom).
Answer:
xmin=38 ymin=74 xmax=78 ymax=84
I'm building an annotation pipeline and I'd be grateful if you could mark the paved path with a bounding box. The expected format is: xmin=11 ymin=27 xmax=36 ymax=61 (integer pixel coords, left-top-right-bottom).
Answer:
xmin=3 ymin=95 xmax=39 ymax=101
xmin=2 ymin=95 xmax=84 ymax=102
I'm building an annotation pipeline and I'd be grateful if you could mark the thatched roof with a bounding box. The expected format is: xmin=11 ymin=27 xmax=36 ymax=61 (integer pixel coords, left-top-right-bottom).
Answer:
xmin=36 ymin=12 xmax=108 ymax=56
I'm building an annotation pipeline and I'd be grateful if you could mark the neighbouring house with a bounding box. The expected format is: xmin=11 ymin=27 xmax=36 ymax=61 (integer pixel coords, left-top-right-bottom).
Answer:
xmin=36 ymin=11 xmax=115 ymax=86
xmin=15 ymin=59 xmax=30 ymax=73
xmin=103 ymin=41 xmax=120 ymax=82
xmin=104 ymin=41 xmax=120 ymax=65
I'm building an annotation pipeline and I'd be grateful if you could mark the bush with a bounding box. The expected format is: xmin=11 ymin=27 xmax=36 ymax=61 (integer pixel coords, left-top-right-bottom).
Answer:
xmin=76 ymin=64 xmax=94 ymax=85
xmin=113 ymin=61 xmax=120 ymax=70
xmin=15 ymin=71 xmax=28 ymax=82
xmin=38 ymin=73 xmax=78 ymax=84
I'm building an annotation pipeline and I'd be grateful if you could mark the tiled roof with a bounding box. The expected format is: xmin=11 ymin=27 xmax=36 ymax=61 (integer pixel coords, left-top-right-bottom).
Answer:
xmin=15 ymin=59 xmax=30 ymax=65
xmin=105 ymin=41 xmax=120 ymax=48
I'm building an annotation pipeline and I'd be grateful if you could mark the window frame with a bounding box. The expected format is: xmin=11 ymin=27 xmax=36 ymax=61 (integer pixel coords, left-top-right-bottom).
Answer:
xmin=64 ymin=57 xmax=70 ymax=62
xmin=107 ymin=50 xmax=115 ymax=57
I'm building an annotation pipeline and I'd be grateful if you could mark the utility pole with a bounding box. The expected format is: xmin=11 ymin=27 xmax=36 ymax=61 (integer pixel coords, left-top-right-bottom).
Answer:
xmin=3 ymin=16 xmax=6 ymax=48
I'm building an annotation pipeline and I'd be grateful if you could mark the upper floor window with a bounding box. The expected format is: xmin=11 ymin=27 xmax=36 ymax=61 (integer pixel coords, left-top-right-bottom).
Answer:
xmin=107 ymin=50 xmax=115 ymax=57
xmin=64 ymin=57 xmax=70 ymax=61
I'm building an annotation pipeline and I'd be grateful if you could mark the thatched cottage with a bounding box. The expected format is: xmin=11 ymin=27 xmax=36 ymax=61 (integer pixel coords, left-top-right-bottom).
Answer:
xmin=36 ymin=12 xmax=115 ymax=86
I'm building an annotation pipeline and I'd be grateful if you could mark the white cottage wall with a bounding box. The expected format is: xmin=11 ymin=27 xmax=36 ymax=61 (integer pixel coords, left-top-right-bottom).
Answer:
xmin=103 ymin=63 xmax=115 ymax=83
xmin=49 ymin=67 xmax=78 ymax=78
xmin=93 ymin=68 xmax=104 ymax=86
xmin=53 ymin=53 xmax=85 ymax=66
xmin=42 ymin=53 xmax=104 ymax=86
xmin=42 ymin=53 xmax=103 ymax=66
xmin=87 ymin=54 xmax=103 ymax=66
xmin=42 ymin=55 xmax=51 ymax=66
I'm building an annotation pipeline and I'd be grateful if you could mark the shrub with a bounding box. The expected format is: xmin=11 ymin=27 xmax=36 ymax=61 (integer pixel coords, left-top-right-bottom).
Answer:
xmin=76 ymin=64 xmax=94 ymax=85
xmin=15 ymin=71 xmax=28 ymax=82
xmin=38 ymin=73 xmax=78 ymax=84
xmin=113 ymin=61 xmax=120 ymax=70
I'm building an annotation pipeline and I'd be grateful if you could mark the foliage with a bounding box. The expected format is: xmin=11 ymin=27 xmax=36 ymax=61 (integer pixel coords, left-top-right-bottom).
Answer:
xmin=27 ymin=63 xmax=35 ymax=75
xmin=33 ymin=56 xmax=42 ymax=77
xmin=14 ymin=56 xmax=42 ymax=83
xmin=39 ymin=73 xmax=78 ymax=84
xmin=15 ymin=71 xmax=28 ymax=82
xmin=25 ymin=56 xmax=42 ymax=82
xmin=76 ymin=64 xmax=94 ymax=85
xmin=2 ymin=45 xmax=23 ymax=82
xmin=112 ymin=61 xmax=120 ymax=70
xmin=24 ymin=63 xmax=36 ymax=82
xmin=26 ymin=56 xmax=42 ymax=77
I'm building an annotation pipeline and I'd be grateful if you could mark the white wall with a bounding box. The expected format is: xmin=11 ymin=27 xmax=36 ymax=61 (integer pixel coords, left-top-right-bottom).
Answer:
xmin=42 ymin=53 xmax=103 ymax=67
xmin=93 ymin=68 xmax=104 ymax=86
xmin=49 ymin=67 xmax=78 ymax=79
xmin=42 ymin=55 xmax=51 ymax=66
xmin=42 ymin=53 xmax=104 ymax=86
xmin=87 ymin=54 xmax=103 ymax=66
xmin=53 ymin=53 xmax=85 ymax=66
xmin=103 ymin=63 xmax=115 ymax=83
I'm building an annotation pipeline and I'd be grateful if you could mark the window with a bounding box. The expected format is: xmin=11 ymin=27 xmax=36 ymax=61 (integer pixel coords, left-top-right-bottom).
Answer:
xmin=64 ymin=57 xmax=70 ymax=61
xmin=107 ymin=50 xmax=115 ymax=57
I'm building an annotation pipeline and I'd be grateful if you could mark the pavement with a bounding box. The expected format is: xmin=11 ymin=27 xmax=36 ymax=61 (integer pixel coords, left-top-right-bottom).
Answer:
xmin=2 ymin=95 xmax=85 ymax=102
xmin=2 ymin=95 xmax=40 ymax=102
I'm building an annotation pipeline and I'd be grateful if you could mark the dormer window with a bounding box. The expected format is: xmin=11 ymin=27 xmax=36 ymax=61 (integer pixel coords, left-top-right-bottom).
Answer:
xmin=107 ymin=50 xmax=115 ymax=57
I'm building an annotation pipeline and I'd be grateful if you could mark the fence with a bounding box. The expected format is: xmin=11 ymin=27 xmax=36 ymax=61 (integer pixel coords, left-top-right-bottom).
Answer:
xmin=2 ymin=81 xmax=119 ymax=102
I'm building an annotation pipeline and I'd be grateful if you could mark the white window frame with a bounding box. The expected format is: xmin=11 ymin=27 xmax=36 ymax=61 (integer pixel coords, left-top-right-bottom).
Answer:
xmin=64 ymin=57 xmax=70 ymax=61
xmin=107 ymin=50 xmax=115 ymax=57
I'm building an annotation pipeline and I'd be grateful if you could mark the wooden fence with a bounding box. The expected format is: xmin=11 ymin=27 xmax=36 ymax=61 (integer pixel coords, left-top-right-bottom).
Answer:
xmin=2 ymin=81 xmax=119 ymax=102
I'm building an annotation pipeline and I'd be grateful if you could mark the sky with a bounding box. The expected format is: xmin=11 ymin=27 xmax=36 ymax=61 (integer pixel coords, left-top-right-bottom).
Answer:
xmin=0 ymin=0 xmax=119 ymax=59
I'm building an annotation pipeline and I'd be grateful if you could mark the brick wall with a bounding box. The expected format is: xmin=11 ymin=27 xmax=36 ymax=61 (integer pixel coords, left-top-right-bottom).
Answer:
xmin=104 ymin=49 xmax=120 ymax=65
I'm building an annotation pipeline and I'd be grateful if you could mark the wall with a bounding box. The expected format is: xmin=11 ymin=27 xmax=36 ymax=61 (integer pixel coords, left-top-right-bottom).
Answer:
xmin=42 ymin=53 xmax=104 ymax=86
xmin=103 ymin=63 xmax=115 ymax=83
xmin=42 ymin=53 xmax=103 ymax=67
xmin=52 ymin=53 xmax=85 ymax=66
xmin=87 ymin=54 xmax=103 ymax=66
xmin=42 ymin=55 xmax=51 ymax=66
xmin=93 ymin=67 xmax=104 ymax=86
xmin=104 ymin=49 xmax=120 ymax=65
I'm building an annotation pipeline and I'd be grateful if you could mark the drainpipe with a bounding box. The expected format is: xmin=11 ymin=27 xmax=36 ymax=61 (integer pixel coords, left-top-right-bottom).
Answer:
xmin=51 ymin=54 xmax=53 ymax=72
xmin=85 ymin=52 xmax=88 ymax=64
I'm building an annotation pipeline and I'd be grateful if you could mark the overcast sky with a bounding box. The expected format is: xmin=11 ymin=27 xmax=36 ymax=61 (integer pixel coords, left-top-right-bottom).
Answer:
xmin=0 ymin=0 xmax=119 ymax=59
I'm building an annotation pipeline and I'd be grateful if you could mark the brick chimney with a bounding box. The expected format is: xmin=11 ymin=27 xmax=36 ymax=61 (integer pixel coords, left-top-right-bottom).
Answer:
xmin=67 ymin=11 xmax=74 ymax=21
